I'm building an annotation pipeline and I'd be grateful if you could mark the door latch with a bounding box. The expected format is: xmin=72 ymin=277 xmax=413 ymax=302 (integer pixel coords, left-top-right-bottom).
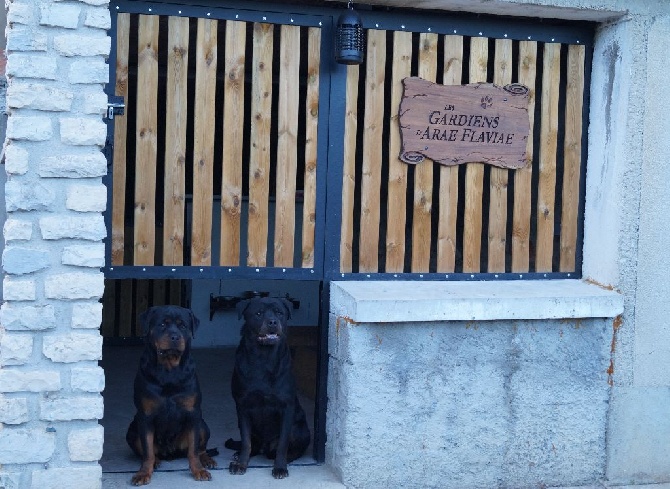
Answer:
xmin=106 ymin=102 xmax=125 ymax=120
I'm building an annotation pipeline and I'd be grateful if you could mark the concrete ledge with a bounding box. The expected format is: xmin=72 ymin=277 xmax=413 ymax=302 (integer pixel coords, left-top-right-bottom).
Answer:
xmin=330 ymin=279 xmax=623 ymax=322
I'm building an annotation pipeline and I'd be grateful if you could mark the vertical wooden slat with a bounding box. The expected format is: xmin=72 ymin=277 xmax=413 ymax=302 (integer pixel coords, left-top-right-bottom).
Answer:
xmin=488 ymin=38 xmax=513 ymax=272
xmin=462 ymin=36 xmax=488 ymax=273
xmin=117 ymin=279 xmax=133 ymax=337
xmin=340 ymin=64 xmax=359 ymax=273
xmin=168 ymin=279 xmax=182 ymax=305
xmin=191 ymin=18 xmax=217 ymax=266
xmin=560 ymin=44 xmax=585 ymax=272
xmin=134 ymin=15 xmax=159 ymax=265
xmin=301 ymin=27 xmax=321 ymax=268
xmin=385 ymin=30 xmax=412 ymax=273
xmin=152 ymin=280 xmax=166 ymax=306
xmin=220 ymin=20 xmax=246 ymax=266
xmin=247 ymin=23 xmax=274 ymax=267
xmin=163 ymin=16 xmax=189 ymax=266
xmin=112 ymin=13 xmax=130 ymax=266
xmin=437 ymin=35 xmax=463 ymax=273
xmin=359 ymin=29 xmax=386 ymax=273
xmin=274 ymin=24 xmax=301 ymax=268
xmin=411 ymin=32 xmax=438 ymax=273
xmin=536 ymin=43 xmax=561 ymax=272
xmin=135 ymin=280 xmax=150 ymax=336
xmin=512 ymin=41 xmax=537 ymax=273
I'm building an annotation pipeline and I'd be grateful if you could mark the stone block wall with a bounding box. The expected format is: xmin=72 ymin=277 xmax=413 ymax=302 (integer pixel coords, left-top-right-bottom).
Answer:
xmin=0 ymin=1 xmax=110 ymax=487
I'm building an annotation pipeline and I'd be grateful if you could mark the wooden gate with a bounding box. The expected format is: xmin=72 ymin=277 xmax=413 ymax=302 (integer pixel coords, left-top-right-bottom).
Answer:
xmin=107 ymin=4 xmax=330 ymax=280
xmin=106 ymin=2 xmax=593 ymax=281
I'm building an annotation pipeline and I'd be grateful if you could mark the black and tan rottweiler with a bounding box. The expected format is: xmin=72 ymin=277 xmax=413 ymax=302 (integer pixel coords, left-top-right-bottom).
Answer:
xmin=126 ymin=305 xmax=217 ymax=485
xmin=226 ymin=297 xmax=311 ymax=479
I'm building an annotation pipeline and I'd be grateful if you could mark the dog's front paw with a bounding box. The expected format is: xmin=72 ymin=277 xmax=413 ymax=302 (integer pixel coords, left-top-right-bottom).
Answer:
xmin=229 ymin=461 xmax=247 ymax=475
xmin=200 ymin=452 xmax=218 ymax=470
xmin=131 ymin=470 xmax=152 ymax=486
xmin=272 ymin=467 xmax=289 ymax=479
xmin=191 ymin=468 xmax=212 ymax=481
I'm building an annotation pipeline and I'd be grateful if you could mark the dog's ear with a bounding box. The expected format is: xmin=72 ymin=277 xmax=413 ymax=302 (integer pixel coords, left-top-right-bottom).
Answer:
xmin=138 ymin=307 xmax=155 ymax=336
xmin=236 ymin=299 xmax=251 ymax=319
xmin=280 ymin=298 xmax=293 ymax=320
xmin=189 ymin=310 xmax=200 ymax=338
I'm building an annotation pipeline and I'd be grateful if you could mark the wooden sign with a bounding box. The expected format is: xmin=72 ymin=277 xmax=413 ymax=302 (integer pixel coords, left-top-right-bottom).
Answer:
xmin=398 ymin=77 xmax=530 ymax=169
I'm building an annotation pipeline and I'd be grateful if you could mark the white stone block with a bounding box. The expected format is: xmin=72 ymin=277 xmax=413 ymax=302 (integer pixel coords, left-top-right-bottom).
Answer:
xmin=0 ymin=333 xmax=33 ymax=365
xmin=40 ymin=215 xmax=106 ymax=241
xmin=54 ymin=34 xmax=110 ymax=57
xmin=39 ymin=151 xmax=107 ymax=178
xmin=44 ymin=272 xmax=105 ymax=300
xmin=0 ymin=428 xmax=55 ymax=464
xmin=40 ymin=4 xmax=81 ymax=28
xmin=7 ymin=116 xmax=53 ymax=141
xmin=5 ymin=180 xmax=55 ymax=211
xmin=68 ymin=424 xmax=104 ymax=461
xmin=6 ymin=26 xmax=48 ymax=51
xmin=31 ymin=466 xmax=102 ymax=489
xmin=69 ymin=58 xmax=109 ymax=84
xmin=40 ymin=395 xmax=104 ymax=421
xmin=0 ymin=369 xmax=60 ymax=392
xmin=62 ymin=244 xmax=105 ymax=267
xmin=6 ymin=54 xmax=58 ymax=80
xmin=43 ymin=332 xmax=102 ymax=363
xmin=3 ymin=246 xmax=51 ymax=274
xmin=0 ymin=396 xmax=29 ymax=424
xmin=71 ymin=365 xmax=105 ymax=392
xmin=4 ymin=143 xmax=30 ymax=175
xmin=66 ymin=184 xmax=107 ymax=212
xmin=7 ymin=3 xmax=35 ymax=25
xmin=72 ymin=302 xmax=103 ymax=329
xmin=4 ymin=218 xmax=33 ymax=241
xmin=0 ymin=304 xmax=56 ymax=331
xmin=81 ymin=91 xmax=107 ymax=115
xmin=3 ymin=277 xmax=37 ymax=301
xmin=84 ymin=8 xmax=110 ymax=30
xmin=60 ymin=117 xmax=106 ymax=146
xmin=8 ymin=82 xmax=73 ymax=111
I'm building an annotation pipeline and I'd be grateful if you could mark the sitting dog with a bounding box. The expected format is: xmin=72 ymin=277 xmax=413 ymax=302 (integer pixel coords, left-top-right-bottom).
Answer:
xmin=226 ymin=297 xmax=311 ymax=479
xmin=126 ymin=305 xmax=217 ymax=485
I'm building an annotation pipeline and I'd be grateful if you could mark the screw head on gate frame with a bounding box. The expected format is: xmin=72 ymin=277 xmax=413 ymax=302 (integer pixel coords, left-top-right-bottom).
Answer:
xmin=335 ymin=1 xmax=364 ymax=65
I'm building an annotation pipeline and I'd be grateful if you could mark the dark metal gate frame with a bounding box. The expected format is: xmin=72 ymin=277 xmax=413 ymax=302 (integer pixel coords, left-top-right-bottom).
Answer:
xmin=104 ymin=0 xmax=595 ymax=464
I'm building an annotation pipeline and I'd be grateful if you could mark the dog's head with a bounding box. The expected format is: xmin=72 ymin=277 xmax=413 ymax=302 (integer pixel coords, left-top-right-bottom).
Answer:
xmin=139 ymin=305 xmax=200 ymax=368
xmin=236 ymin=297 xmax=292 ymax=346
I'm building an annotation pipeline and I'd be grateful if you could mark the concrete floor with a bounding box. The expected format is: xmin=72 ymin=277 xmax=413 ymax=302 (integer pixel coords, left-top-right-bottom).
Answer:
xmin=100 ymin=344 xmax=341 ymax=488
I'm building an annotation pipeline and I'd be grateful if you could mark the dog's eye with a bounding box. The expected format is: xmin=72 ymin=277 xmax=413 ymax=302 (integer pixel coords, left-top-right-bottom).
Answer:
xmin=255 ymin=311 xmax=262 ymax=317
xmin=178 ymin=323 xmax=187 ymax=329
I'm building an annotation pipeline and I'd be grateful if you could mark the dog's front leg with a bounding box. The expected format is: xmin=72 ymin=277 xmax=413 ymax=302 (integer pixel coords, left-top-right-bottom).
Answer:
xmin=186 ymin=425 xmax=212 ymax=481
xmin=229 ymin=411 xmax=252 ymax=475
xmin=272 ymin=406 xmax=294 ymax=479
xmin=132 ymin=425 xmax=156 ymax=486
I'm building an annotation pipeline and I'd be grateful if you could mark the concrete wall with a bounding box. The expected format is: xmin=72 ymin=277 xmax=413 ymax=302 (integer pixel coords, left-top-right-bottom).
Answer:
xmin=327 ymin=281 xmax=622 ymax=488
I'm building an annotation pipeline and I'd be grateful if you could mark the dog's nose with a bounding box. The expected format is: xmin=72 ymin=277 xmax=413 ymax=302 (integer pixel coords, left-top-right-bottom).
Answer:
xmin=170 ymin=333 xmax=181 ymax=342
xmin=267 ymin=319 xmax=278 ymax=332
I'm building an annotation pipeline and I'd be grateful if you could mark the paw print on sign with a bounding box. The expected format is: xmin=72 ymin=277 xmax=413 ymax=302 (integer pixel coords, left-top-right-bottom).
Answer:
xmin=481 ymin=95 xmax=493 ymax=109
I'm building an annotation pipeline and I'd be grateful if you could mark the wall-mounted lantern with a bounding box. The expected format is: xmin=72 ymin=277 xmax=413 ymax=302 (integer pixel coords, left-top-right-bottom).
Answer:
xmin=335 ymin=1 xmax=364 ymax=65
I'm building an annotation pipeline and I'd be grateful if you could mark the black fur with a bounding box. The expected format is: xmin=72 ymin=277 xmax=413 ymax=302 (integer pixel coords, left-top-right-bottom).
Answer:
xmin=125 ymin=305 xmax=216 ymax=485
xmin=226 ymin=297 xmax=311 ymax=479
